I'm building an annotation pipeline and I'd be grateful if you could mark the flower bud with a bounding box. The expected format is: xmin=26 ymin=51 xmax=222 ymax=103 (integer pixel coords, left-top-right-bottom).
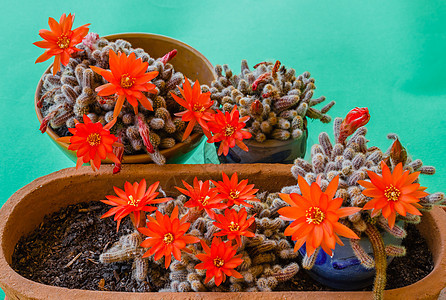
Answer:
xmin=338 ymin=107 xmax=370 ymax=144
xmin=137 ymin=115 xmax=155 ymax=153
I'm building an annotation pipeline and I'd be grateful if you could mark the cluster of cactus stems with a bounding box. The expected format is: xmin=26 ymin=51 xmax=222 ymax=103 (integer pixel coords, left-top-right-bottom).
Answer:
xmin=281 ymin=117 xmax=444 ymax=299
xmin=204 ymin=60 xmax=335 ymax=143
xmin=38 ymin=37 xmax=197 ymax=165
xmin=100 ymin=192 xmax=301 ymax=292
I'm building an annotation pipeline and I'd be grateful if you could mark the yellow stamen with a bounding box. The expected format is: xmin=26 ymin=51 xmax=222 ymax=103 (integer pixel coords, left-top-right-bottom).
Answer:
xmin=229 ymin=190 xmax=240 ymax=200
xmin=127 ymin=195 xmax=140 ymax=206
xmin=57 ymin=36 xmax=70 ymax=49
xmin=193 ymin=104 xmax=206 ymax=113
xmin=224 ymin=125 xmax=235 ymax=136
xmin=384 ymin=185 xmax=401 ymax=202
xmin=228 ymin=221 xmax=240 ymax=231
xmin=213 ymin=257 xmax=224 ymax=268
xmin=305 ymin=207 xmax=325 ymax=225
xmin=86 ymin=133 xmax=101 ymax=146
xmin=199 ymin=195 xmax=210 ymax=206
xmin=120 ymin=74 xmax=134 ymax=89
xmin=163 ymin=233 xmax=174 ymax=244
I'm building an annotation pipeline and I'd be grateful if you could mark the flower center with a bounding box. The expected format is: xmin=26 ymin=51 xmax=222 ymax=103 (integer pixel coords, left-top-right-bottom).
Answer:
xmin=127 ymin=195 xmax=140 ymax=206
xmin=384 ymin=185 xmax=401 ymax=202
xmin=163 ymin=233 xmax=174 ymax=244
xmin=229 ymin=190 xmax=240 ymax=200
xmin=86 ymin=133 xmax=101 ymax=146
xmin=120 ymin=74 xmax=134 ymax=89
xmin=57 ymin=35 xmax=70 ymax=49
xmin=305 ymin=207 xmax=325 ymax=225
xmin=213 ymin=257 xmax=224 ymax=268
xmin=224 ymin=125 xmax=235 ymax=136
xmin=199 ymin=195 xmax=210 ymax=206
xmin=228 ymin=221 xmax=240 ymax=231
xmin=193 ymin=104 xmax=206 ymax=113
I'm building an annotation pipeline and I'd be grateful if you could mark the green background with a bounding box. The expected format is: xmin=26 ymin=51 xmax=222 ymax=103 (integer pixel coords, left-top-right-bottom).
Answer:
xmin=0 ymin=0 xmax=445 ymax=296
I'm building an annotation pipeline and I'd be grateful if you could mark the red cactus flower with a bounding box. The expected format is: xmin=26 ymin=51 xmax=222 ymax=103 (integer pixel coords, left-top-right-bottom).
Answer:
xmin=212 ymin=172 xmax=259 ymax=208
xmin=138 ymin=206 xmax=200 ymax=268
xmin=213 ymin=208 xmax=256 ymax=247
xmin=101 ymin=179 xmax=170 ymax=231
xmin=91 ymin=50 xmax=158 ymax=119
xmin=34 ymin=13 xmax=90 ymax=75
xmin=175 ymin=178 xmax=225 ymax=219
xmin=207 ymin=106 xmax=252 ymax=156
xmin=338 ymin=107 xmax=370 ymax=144
xmin=279 ymin=175 xmax=361 ymax=256
xmin=56 ymin=114 xmax=122 ymax=171
xmin=358 ymin=161 xmax=428 ymax=228
xmin=195 ymin=238 xmax=243 ymax=286
xmin=170 ymin=78 xmax=214 ymax=140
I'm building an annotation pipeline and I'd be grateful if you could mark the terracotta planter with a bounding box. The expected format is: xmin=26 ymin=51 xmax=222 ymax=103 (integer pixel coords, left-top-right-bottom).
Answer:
xmin=35 ymin=33 xmax=216 ymax=164
xmin=1 ymin=164 xmax=445 ymax=299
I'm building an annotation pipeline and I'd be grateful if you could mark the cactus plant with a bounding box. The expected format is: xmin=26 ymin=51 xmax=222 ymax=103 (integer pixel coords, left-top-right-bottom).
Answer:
xmin=280 ymin=108 xmax=444 ymax=299
xmin=37 ymin=34 xmax=203 ymax=166
xmin=205 ymin=60 xmax=335 ymax=142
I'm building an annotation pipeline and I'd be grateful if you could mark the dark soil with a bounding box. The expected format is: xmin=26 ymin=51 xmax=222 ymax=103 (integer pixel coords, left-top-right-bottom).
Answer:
xmin=11 ymin=201 xmax=434 ymax=292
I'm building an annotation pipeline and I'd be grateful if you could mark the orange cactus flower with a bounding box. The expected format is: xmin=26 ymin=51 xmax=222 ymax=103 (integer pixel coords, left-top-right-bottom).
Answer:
xmin=101 ymin=179 xmax=170 ymax=231
xmin=358 ymin=161 xmax=428 ymax=228
xmin=207 ymin=106 xmax=252 ymax=156
xmin=170 ymin=78 xmax=214 ymax=141
xmin=195 ymin=237 xmax=243 ymax=286
xmin=138 ymin=206 xmax=200 ymax=268
xmin=57 ymin=114 xmax=122 ymax=171
xmin=278 ymin=175 xmax=361 ymax=256
xmin=175 ymin=178 xmax=225 ymax=219
xmin=34 ymin=14 xmax=90 ymax=75
xmin=212 ymin=172 xmax=259 ymax=208
xmin=91 ymin=50 xmax=159 ymax=119
xmin=213 ymin=208 xmax=256 ymax=247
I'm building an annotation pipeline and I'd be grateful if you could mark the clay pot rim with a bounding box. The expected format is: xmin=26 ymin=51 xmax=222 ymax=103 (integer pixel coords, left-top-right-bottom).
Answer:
xmin=34 ymin=32 xmax=215 ymax=164
xmin=0 ymin=165 xmax=445 ymax=299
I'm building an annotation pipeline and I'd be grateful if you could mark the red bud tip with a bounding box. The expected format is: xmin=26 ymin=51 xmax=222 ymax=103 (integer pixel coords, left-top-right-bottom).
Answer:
xmin=252 ymin=72 xmax=272 ymax=91
xmin=137 ymin=116 xmax=155 ymax=153
xmin=338 ymin=107 xmax=370 ymax=144
xmin=272 ymin=60 xmax=281 ymax=78
xmin=253 ymin=62 xmax=268 ymax=69
xmin=160 ymin=49 xmax=178 ymax=65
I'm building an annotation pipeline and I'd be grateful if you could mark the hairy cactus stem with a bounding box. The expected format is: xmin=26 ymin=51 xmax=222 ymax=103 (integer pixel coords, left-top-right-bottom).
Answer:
xmin=38 ymin=86 xmax=59 ymax=108
xmin=159 ymin=49 xmax=177 ymax=65
xmin=365 ymin=224 xmax=387 ymax=300
xmin=252 ymin=72 xmax=271 ymax=91
xmin=112 ymin=131 xmax=125 ymax=174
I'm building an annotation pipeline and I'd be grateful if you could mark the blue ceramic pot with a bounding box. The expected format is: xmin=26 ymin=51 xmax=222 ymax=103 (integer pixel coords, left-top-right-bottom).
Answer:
xmin=298 ymin=227 xmax=402 ymax=290
xmin=213 ymin=128 xmax=308 ymax=164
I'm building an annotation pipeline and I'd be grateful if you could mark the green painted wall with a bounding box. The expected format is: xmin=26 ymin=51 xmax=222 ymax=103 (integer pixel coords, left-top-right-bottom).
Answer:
xmin=0 ymin=0 xmax=445 ymax=297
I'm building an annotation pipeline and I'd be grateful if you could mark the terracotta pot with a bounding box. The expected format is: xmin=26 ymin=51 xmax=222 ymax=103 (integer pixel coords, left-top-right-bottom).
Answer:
xmin=1 ymin=164 xmax=445 ymax=299
xmin=35 ymin=33 xmax=216 ymax=164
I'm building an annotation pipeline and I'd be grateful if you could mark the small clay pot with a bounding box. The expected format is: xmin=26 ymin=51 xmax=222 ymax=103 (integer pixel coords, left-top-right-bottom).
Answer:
xmin=0 ymin=164 xmax=445 ymax=299
xmin=35 ymin=33 xmax=216 ymax=164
